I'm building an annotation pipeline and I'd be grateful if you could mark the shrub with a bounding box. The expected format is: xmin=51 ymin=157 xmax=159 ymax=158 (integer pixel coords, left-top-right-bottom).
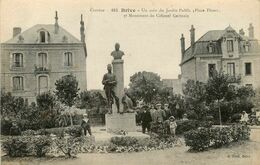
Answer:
xmin=198 ymin=120 xmax=213 ymax=128
xmin=184 ymin=124 xmax=250 ymax=152
xmin=43 ymin=127 xmax=66 ymax=137
xmin=110 ymin=136 xmax=138 ymax=146
xmin=210 ymin=126 xmax=232 ymax=148
xmin=21 ymin=129 xmax=37 ymax=136
xmin=176 ymin=120 xmax=199 ymax=135
xmin=2 ymin=136 xmax=31 ymax=157
xmin=150 ymin=122 xmax=166 ymax=136
xmin=52 ymin=136 xmax=87 ymax=157
xmin=32 ymin=136 xmax=51 ymax=157
xmin=65 ymin=125 xmax=82 ymax=138
xmin=1 ymin=119 xmax=13 ymax=135
xmin=231 ymin=124 xmax=250 ymax=141
xmin=106 ymin=143 xmax=117 ymax=153
xmin=184 ymin=127 xmax=211 ymax=151
xmin=186 ymin=110 xmax=199 ymax=120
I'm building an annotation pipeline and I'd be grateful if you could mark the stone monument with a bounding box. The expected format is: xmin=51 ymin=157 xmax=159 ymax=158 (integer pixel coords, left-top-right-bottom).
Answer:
xmin=104 ymin=43 xmax=136 ymax=133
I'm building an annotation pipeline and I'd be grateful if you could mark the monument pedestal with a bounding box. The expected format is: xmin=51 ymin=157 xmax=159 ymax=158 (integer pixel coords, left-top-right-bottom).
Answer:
xmin=105 ymin=43 xmax=137 ymax=133
xmin=105 ymin=113 xmax=137 ymax=132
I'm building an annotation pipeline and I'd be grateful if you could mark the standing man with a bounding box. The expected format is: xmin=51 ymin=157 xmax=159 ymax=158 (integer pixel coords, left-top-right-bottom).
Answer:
xmin=163 ymin=103 xmax=171 ymax=120
xmin=102 ymin=64 xmax=120 ymax=113
xmin=140 ymin=105 xmax=152 ymax=133
xmin=156 ymin=103 xmax=165 ymax=123
xmin=150 ymin=105 xmax=157 ymax=122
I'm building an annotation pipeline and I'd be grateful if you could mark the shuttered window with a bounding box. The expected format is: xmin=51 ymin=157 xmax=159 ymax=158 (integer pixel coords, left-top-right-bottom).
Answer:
xmin=13 ymin=76 xmax=24 ymax=91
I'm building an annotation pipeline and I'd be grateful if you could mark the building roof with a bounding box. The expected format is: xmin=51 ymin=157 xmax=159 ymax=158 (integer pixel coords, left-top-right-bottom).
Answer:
xmin=4 ymin=24 xmax=82 ymax=44
xmin=181 ymin=25 xmax=260 ymax=65
xmin=198 ymin=30 xmax=225 ymax=42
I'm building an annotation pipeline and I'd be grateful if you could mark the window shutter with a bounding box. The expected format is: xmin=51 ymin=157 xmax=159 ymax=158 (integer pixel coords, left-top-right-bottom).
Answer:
xmin=69 ymin=53 xmax=73 ymax=66
xmin=20 ymin=54 xmax=23 ymax=67
xmin=10 ymin=53 xmax=13 ymax=69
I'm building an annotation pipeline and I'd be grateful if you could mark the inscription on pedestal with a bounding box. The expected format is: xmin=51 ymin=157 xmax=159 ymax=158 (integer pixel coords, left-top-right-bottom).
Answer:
xmin=106 ymin=113 xmax=136 ymax=132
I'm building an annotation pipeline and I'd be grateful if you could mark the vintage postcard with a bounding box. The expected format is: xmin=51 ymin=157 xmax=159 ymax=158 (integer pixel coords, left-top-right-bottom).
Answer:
xmin=0 ymin=0 xmax=260 ymax=165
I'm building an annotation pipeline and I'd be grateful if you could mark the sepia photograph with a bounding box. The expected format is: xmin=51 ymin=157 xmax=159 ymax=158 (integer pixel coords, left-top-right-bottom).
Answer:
xmin=0 ymin=0 xmax=260 ymax=164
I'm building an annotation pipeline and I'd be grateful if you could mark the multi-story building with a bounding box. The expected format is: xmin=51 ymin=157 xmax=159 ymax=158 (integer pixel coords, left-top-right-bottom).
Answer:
xmin=0 ymin=12 xmax=87 ymax=102
xmin=180 ymin=24 xmax=260 ymax=89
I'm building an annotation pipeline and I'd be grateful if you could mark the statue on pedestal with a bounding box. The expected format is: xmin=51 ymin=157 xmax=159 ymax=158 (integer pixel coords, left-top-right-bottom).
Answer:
xmin=111 ymin=43 xmax=124 ymax=60
xmin=122 ymin=88 xmax=134 ymax=113
xmin=102 ymin=64 xmax=120 ymax=113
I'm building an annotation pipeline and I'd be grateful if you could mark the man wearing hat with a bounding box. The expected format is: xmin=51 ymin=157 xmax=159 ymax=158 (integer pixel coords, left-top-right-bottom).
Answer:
xmin=156 ymin=103 xmax=165 ymax=123
xmin=163 ymin=103 xmax=171 ymax=120
xmin=140 ymin=105 xmax=152 ymax=133
xmin=81 ymin=113 xmax=92 ymax=136
xmin=150 ymin=105 xmax=157 ymax=122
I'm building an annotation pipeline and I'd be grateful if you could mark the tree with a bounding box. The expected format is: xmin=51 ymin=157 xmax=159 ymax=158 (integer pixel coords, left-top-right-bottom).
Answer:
xmin=128 ymin=71 xmax=162 ymax=103
xmin=253 ymin=88 xmax=260 ymax=111
xmin=36 ymin=92 xmax=59 ymax=128
xmin=206 ymin=71 xmax=239 ymax=125
xmin=55 ymin=74 xmax=80 ymax=126
xmin=76 ymin=90 xmax=107 ymax=109
xmin=183 ymin=80 xmax=208 ymax=120
xmin=36 ymin=92 xmax=55 ymax=111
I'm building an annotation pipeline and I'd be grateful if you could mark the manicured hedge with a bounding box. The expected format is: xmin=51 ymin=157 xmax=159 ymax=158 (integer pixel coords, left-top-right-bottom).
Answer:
xmin=184 ymin=124 xmax=250 ymax=151
xmin=176 ymin=120 xmax=199 ymax=135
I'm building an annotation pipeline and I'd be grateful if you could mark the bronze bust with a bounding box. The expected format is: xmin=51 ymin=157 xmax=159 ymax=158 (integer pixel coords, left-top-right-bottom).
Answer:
xmin=111 ymin=43 xmax=125 ymax=60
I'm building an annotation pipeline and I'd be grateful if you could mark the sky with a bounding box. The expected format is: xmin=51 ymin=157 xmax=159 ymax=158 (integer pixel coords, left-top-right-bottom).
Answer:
xmin=1 ymin=0 xmax=260 ymax=90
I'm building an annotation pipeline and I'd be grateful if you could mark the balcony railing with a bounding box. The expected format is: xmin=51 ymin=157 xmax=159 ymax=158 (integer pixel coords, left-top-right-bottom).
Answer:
xmin=34 ymin=65 xmax=51 ymax=75
xmin=227 ymin=75 xmax=241 ymax=84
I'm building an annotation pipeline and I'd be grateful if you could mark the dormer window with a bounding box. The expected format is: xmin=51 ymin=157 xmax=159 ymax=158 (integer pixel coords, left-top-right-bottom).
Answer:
xmin=227 ymin=40 xmax=234 ymax=52
xmin=207 ymin=41 xmax=215 ymax=53
xmin=38 ymin=29 xmax=50 ymax=43
xmin=40 ymin=31 xmax=46 ymax=43
xmin=244 ymin=41 xmax=250 ymax=52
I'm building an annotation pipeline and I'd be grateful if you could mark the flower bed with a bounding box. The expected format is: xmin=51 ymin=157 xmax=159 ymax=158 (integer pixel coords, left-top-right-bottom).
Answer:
xmin=184 ymin=124 xmax=250 ymax=152
xmin=2 ymin=133 xmax=179 ymax=157
xmin=21 ymin=125 xmax=82 ymax=137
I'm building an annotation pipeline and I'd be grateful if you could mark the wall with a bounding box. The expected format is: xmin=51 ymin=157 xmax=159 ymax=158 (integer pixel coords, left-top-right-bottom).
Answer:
xmin=0 ymin=43 xmax=87 ymax=103
xmin=181 ymin=58 xmax=196 ymax=84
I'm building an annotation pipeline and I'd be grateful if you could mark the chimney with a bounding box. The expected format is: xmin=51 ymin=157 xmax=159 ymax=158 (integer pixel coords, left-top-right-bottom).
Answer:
xmin=248 ymin=23 xmax=254 ymax=38
xmin=180 ymin=34 xmax=185 ymax=58
xmin=54 ymin=11 xmax=59 ymax=34
xmin=13 ymin=27 xmax=21 ymax=37
xmin=190 ymin=25 xmax=195 ymax=53
xmin=80 ymin=14 xmax=85 ymax=43
xmin=239 ymin=29 xmax=245 ymax=36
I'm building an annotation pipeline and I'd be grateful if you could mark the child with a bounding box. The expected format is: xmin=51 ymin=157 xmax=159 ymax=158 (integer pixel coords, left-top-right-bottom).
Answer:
xmin=9 ymin=121 xmax=21 ymax=136
xmin=81 ymin=113 xmax=92 ymax=136
xmin=169 ymin=116 xmax=177 ymax=136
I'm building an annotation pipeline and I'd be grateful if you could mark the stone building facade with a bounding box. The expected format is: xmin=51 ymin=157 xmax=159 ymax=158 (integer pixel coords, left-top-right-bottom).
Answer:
xmin=0 ymin=12 xmax=87 ymax=102
xmin=162 ymin=75 xmax=183 ymax=95
xmin=180 ymin=24 xmax=260 ymax=89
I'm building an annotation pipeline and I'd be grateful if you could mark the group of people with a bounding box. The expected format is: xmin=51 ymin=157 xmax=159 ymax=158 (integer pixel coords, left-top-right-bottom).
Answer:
xmin=138 ymin=103 xmax=181 ymax=136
